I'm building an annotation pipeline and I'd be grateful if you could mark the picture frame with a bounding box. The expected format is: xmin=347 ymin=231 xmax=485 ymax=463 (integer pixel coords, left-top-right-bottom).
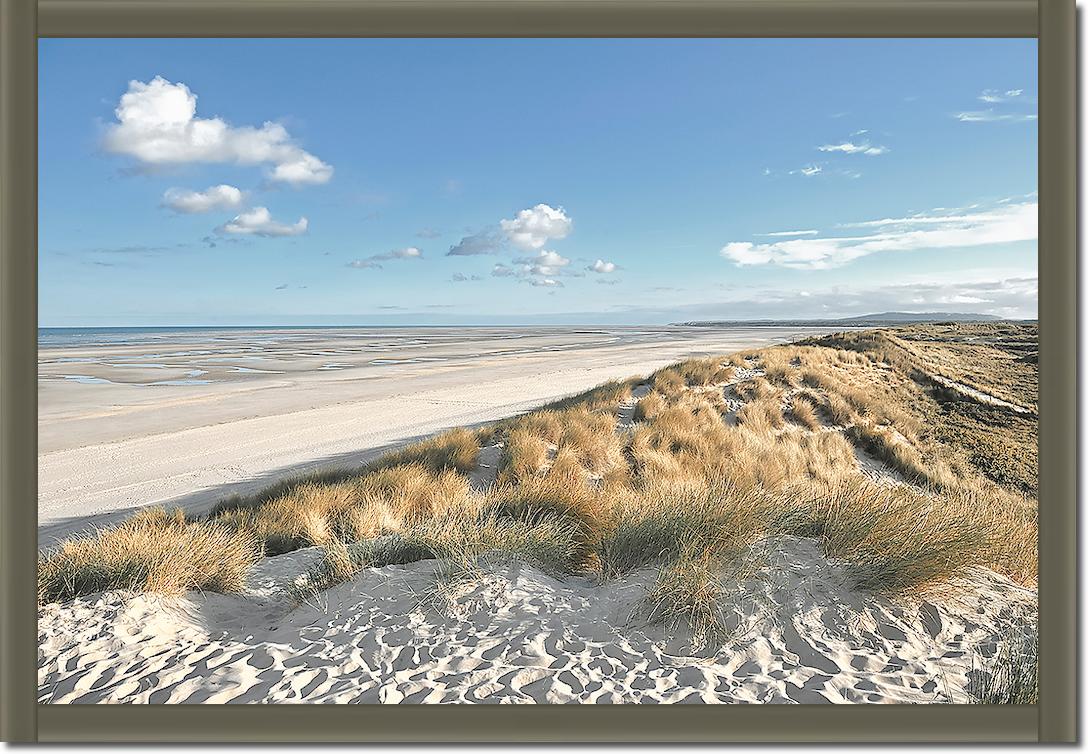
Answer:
xmin=2 ymin=0 xmax=1075 ymax=742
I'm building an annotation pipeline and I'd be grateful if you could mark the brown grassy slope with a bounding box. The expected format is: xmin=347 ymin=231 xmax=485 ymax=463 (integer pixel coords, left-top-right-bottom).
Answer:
xmin=799 ymin=325 xmax=1038 ymax=496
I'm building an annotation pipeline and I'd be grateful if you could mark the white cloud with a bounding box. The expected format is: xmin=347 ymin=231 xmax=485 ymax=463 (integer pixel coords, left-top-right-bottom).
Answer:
xmin=447 ymin=229 xmax=504 ymax=256
xmin=514 ymin=249 xmax=571 ymax=277
xmin=348 ymin=246 xmax=424 ymax=270
xmin=817 ymin=141 xmax=888 ymax=156
xmin=979 ymin=88 xmax=1025 ymax=103
xmin=162 ymin=184 xmax=244 ymax=213
xmin=790 ymin=165 xmax=823 ymax=177
xmin=530 ymin=278 xmax=563 ymax=288
xmin=644 ymin=276 xmax=1037 ymax=321
xmin=500 ymin=204 xmax=572 ymax=250
xmin=588 ymin=259 xmax=617 ymax=273
xmin=756 ymin=229 xmax=819 ymax=238
xmin=955 ymin=110 xmax=1036 ymax=123
xmin=450 ymin=272 xmax=482 ymax=282
xmin=720 ymin=201 xmax=1036 ymax=270
xmin=104 ymin=76 xmax=333 ymax=185
xmin=384 ymin=247 xmax=422 ymax=259
xmin=220 ymin=207 xmax=308 ymax=237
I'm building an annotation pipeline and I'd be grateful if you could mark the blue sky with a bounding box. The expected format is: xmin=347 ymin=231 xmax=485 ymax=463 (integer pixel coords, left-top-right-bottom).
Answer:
xmin=39 ymin=38 xmax=1038 ymax=326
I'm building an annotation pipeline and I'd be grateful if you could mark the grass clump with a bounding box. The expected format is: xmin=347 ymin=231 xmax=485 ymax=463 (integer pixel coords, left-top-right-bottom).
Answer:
xmin=211 ymin=464 xmax=474 ymax=554
xmin=788 ymin=395 xmax=822 ymax=430
xmin=673 ymin=358 xmax=733 ymax=387
xmin=770 ymin=481 xmax=1036 ymax=594
xmin=966 ymin=626 xmax=1038 ymax=704
xmin=38 ymin=508 xmax=259 ymax=604
xmin=596 ymin=481 xmax=763 ymax=578
xmin=632 ymin=391 xmax=666 ymax=422
xmin=373 ymin=428 xmax=480 ymax=474
xmin=296 ymin=507 xmax=586 ymax=597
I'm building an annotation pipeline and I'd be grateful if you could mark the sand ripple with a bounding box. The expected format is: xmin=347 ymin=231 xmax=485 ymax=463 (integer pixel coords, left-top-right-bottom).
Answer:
xmin=38 ymin=537 xmax=1036 ymax=704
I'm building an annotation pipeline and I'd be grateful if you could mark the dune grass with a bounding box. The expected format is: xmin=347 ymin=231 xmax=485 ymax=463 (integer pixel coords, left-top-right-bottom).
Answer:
xmin=40 ymin=322 xmax=1038 ymax=641
xmin=966 ymin=626 xmax=1039 ymax=704
xmin=38 ymin=508 xmax=259 ymax=604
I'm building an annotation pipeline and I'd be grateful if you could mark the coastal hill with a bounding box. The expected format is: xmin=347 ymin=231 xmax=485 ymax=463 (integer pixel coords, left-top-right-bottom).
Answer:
xmin=680 ymin=312 xmax=1005 ymax=328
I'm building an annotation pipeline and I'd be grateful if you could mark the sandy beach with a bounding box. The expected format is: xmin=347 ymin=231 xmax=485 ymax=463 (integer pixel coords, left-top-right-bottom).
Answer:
xmin=39 ymin=325 xmax=831 ymax=545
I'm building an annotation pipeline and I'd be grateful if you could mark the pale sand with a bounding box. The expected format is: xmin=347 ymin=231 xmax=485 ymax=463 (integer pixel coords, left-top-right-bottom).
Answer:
xmin=38 ymin=538 xmax=1037 ymax=704
xmin=39 ymin=325 xmax=832 ymax=545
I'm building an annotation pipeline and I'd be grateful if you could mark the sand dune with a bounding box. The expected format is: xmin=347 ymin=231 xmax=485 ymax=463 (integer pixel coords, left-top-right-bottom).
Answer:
xmin=38 ymin=537 xmax=1036 ymax=705
xmin=39 ymin=326 xmax=830 ymax=545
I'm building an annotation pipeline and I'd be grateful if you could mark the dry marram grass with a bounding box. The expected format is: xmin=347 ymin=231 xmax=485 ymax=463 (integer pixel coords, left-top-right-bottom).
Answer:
xmin=40 ymin=324 xmax=1038 ymax=635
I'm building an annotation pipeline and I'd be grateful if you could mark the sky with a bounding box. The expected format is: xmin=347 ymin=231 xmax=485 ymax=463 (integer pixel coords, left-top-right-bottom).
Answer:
xmin=39 ymin=38 xmax=1038 ymax=327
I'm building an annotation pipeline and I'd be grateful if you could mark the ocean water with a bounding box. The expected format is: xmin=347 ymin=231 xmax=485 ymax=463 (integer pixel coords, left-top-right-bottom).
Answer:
xmin=37 ymin=325 xmax=468 ymax=349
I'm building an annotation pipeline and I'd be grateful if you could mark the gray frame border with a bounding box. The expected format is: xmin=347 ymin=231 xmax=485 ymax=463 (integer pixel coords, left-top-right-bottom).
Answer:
xmin=2 ymin=0 xmax=1075 ymax=742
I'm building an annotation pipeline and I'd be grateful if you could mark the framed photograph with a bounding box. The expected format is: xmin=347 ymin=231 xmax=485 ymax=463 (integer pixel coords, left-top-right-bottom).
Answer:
xmin=2 ymin=0 xmax=1075 ymax=743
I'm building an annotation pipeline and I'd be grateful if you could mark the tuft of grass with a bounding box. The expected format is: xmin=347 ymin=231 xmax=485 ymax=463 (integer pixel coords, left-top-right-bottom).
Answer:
xmin=651 ymin=368 xmax=686 ymax=397
xmin=632 ymin=391 xmax=666 ymax=422
xmin=966 ymin=626 xmax=1038 ymax=704
xmin=596 ymin=481 xmax=764 ymax=578
xmin=734 ymin=377 xmax=779 ymax=402
xmin=846 ymin=421 xmax=957 ymax=489
xmin=788 ymin=395 xmax=822 ymax=430
xmin=673 ymin=358 xmax=733 ymax=387
xmin=769 ymin=481 xmax=1036 ymax=594
xmin=736 ymin=397 xmax=785 ymax=434
xmin=211 ymin=464 xmax=475 ymax=554
xmin=38 ymin=508 xmax=259 ymax=604
xmin=498 ymin=427 xmax=551 ymax=484
xmin=640 ymin=546 xmax=735 ymax=647
xmin=373 ymin=428 xmax=480 ymax=474
xmin=541 ymin=378 xmax=635 ymax=413
xmin=295 ymin=508 xmax=586 ymax=597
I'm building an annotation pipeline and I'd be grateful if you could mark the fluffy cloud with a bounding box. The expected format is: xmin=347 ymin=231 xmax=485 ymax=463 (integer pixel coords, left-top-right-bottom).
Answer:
xmin=103 ymin=77 xmax=333 ymax=185
xmin=348 ymin=247 xmax=424 ymax=270
xmin=720 ymin=201 xmax=1036 ymax=270
xmin=817 ymin=141 xmax=888 ymax=156
xmin=790 ymin=165 xmax=823 ymax=177
xmin=448 ymin=204 xmax=573 ymax=257
xmin=500 ymin=204 xmax=572 ymax=250
xmin=530 ymin=278 xmax=563 ymax=288
xmin=162 ymin=184 xmax=244 ymax=213
xmin=588 ymin=259 xmax=617 ymax=273
xmin=514 ymin=249 xmax=571 ymax=277
xmin=220 ymin=207 xmax=308 ymax=237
